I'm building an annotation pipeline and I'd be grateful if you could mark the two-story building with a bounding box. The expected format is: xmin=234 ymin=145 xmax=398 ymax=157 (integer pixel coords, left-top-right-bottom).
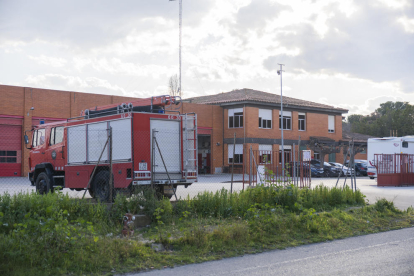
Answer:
xmin=182 ymin=88 xmax=348 ymax=174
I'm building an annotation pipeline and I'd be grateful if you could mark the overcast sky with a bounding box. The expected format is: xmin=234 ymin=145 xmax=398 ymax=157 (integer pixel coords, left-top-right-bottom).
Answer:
xmin=1 ymin=0 xmax=413 ymax=116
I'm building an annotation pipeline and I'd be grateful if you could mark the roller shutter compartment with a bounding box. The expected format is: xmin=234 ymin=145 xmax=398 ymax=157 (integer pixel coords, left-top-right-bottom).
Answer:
xmin=0 ymin=125 xmax=22 ymax=176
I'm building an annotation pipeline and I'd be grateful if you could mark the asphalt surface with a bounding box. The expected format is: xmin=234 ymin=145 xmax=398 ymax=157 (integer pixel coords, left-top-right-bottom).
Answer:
xmin=125 ymin=227 xmax=414 ymax=276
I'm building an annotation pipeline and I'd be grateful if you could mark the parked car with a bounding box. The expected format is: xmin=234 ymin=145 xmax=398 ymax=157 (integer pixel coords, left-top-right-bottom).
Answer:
xmin=367 ymin=165 xmax=377 ymax=179
xmin=366 ymin=160 xmax=377 ymax=179
xmin=286 ymin=162 xmax=323 ymax=178
xmin=328 ymin=162 xmax=355 ymax=176
xmin=344 ymin=160 xmax=368 ymax=176
xmin=310 ymin=165 xmax=324 ymax=177
xmin=310 ymin=160 xmax=342 ymax=177
xmin=354 ymin=162 xmax=368 ymax=176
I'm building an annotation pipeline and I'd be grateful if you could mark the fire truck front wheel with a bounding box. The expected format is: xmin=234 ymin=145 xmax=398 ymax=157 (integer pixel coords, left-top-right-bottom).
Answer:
xmin=36 ymin=172 xmax=54 ymax=194
xmin=92 ymin=170 xmax=114 ymax=202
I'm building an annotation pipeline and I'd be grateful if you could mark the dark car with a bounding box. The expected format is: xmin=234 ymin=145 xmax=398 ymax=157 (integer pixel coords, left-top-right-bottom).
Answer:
xmin=286 ymin=162 xmax=323 ymax=178
xmin=310 ymin=160 xmax=341 ymax=177
xmin=310 ymin=165 xmax=324 ymax=177
xmin=354 ymin=162 xmax=368 ymax=176
xmin=345 ymin=160 xmax=368 ymax=176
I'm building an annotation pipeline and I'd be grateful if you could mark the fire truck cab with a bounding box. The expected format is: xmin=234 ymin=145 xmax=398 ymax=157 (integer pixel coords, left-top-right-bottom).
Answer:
xmin=25 ymin=96 xmax=197 ymax=201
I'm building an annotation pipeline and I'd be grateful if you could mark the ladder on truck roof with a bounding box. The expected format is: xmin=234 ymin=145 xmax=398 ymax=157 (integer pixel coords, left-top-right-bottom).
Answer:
xmin=68 ymin=95 xmax=182 ymax=121
xmin=182 ymin=113 xmax=198 ymax=180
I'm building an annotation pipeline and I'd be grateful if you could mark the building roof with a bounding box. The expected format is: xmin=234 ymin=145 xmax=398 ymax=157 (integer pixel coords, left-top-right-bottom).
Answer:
xmin=185 ymin=88 xmax=348 ymax=113
xmin=341 ymin=123 xmax=377 ymax=143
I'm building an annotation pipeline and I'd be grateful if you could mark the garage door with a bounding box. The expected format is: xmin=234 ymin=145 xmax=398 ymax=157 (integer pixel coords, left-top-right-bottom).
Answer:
xmin=0 ymin=125 xmax=22 ymax=176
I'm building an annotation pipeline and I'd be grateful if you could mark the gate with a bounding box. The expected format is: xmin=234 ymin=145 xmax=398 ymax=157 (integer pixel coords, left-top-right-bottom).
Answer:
xmin=374 ymin=154 xmax=414 ymax=186
xmin=244 ymin=148 xmax=311 ymax=188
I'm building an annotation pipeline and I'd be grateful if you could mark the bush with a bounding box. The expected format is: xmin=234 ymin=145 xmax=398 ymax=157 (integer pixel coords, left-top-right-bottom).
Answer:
xmin=173 ymin=185 xmax=365 ymax=222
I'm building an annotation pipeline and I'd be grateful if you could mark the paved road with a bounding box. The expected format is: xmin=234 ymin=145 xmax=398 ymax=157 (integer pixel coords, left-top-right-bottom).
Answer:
xmin=126 ymin=227 xmax=414 ymax=276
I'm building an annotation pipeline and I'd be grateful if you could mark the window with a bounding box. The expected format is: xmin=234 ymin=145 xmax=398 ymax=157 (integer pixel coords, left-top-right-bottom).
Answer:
xmin=259 ymin=109 xmax=272 ymax=129
xmin=32 ymin=129 xmax=46 ymax=147
xmin=279 ymin=145 xmax=291 ymax=164
xmin=314 ymin=152 xmax=320 ymax=160
xmin=50 ymin=126 xmax=64 ymax=145
xmin=298 ymin=113 xmax=306 ymax=131
xmin=228 ymin=144 xmax=243 ymax=164
xmin=228 ymin=108 xmax=243 ymax=128
xmin=279 ymin=111 xmax=292 ymax=130
xmin=259 ymin=144 xmax=272 ymax=164
xmin=402 ymin=142 xmax=408 ymax=148
xmin=0 ymin=151 xmax=17 ymax=163
xmin=328 ymin=115 xmax=335 ymax=133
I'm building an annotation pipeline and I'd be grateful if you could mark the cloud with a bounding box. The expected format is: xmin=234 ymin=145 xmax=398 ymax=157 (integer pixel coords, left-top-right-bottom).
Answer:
xmin=28 ymin=55 xmax=67 ymax=67
xmin=262 ymin=1 xmax=414 ymax=93
xmin=0 ymin=0 xmax=215 ymax=49
xmin=25 ymin=74 xmax=127 ymax=95
xmin=1 ymin=0 xmax=414 ymax=117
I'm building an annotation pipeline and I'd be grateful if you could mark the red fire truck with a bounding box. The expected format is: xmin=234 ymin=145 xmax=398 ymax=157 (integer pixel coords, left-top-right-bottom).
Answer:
xmin=24 ymin=96 xmax=197 ymax=200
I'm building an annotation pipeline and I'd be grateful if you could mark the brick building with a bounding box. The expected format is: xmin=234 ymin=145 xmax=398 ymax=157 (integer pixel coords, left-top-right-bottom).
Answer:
xmin=0 ymin=84 xmax=366 ymax=177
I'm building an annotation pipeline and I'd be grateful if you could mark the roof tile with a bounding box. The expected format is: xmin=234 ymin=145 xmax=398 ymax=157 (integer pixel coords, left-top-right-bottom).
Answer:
xmin=186 ymin=88 xmax=347 ymax=112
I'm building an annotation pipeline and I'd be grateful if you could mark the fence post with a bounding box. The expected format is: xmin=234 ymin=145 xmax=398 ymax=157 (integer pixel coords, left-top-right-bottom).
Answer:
xmin=293 ymin=143 xmax=296 ymax=186
xmin=249 ymin=146 xmax=252 ymax=187
xmin=151 ymin=129 xmax=155 ymax=190
xmin=108 ymin=127 xmax=113 ymax=203
xmin=231 ymin=133 xmax=236 ymax=194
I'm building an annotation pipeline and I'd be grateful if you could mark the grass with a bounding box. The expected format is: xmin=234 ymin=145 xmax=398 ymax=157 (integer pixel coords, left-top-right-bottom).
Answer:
xmin=0 ymin=185 xmax=413 ymax=275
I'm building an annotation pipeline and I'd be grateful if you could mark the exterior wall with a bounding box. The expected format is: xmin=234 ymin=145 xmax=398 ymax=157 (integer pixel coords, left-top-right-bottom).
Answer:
xmin=0 ymin=84 xmax=146 ymax=177
xmin=180 ymin=103 xmax=223 ymax=174
xmin=228 ymin=106 xmax=343 ymax=141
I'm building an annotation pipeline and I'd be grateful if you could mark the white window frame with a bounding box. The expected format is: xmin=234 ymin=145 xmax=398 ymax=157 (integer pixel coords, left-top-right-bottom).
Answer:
xmin=228 ymin=144 xmax=243 ymax=164
xmin=328 ymin=115 xmax=335 ymax=133
xmin=259 ymin=144 xmax=272 ymax=164
xmin=259 ymin=109 xmax=272 ymax=129
xmin=228 ymin=108 xmax=243 ymax=128
xmin=279 ymin=111 xmax=292 ymax=130
xmin=298 ymin=113 xmax=306 ymax=131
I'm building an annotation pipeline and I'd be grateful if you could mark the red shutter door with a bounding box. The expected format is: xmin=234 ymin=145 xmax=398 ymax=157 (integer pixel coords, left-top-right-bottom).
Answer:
xmin=0 ymin=125 xmax=22 ymax=176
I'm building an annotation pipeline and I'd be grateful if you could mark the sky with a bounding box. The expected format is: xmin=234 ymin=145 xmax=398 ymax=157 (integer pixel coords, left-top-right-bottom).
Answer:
xmin=0 ymin=0 xmax=413 ymax=116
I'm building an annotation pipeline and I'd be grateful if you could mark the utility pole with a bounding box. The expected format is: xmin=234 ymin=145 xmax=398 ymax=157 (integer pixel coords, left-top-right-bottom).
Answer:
xmin=278 ymin=64 xmax=285 ymax=177
xmin=169 ymin=0 xmax=182 ymax=97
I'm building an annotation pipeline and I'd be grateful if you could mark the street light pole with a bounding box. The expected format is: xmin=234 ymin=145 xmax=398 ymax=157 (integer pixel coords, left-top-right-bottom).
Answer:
xmin=277 ymin=64 xmax=285 ymax=177
xmin=169 ymin=0 xmax=182 ymax=97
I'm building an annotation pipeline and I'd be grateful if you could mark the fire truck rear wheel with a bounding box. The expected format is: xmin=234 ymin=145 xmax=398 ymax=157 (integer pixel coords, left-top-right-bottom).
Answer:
xmin=92 ymin=170 xmax=114 ymax=202
xmin=36 ymin=172 xmax=53 ymax=195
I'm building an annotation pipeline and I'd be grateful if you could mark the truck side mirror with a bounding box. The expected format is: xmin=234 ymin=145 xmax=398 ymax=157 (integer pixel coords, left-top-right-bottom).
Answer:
xmin=24 ymin=135 xmax=29 ymax=145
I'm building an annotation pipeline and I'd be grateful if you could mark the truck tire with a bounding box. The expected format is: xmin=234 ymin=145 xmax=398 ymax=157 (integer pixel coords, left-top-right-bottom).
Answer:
xmin=36 ymin=172 xmax=53 ymax=194
xmin=92 ymin=170 xmax=114 ymax=202
xmin=88 ymin=188 xmax=95 ymax=198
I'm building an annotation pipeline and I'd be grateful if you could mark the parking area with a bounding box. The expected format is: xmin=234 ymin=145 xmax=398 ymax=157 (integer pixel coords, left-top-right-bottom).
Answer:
xmin=1 ymin=175 xmax=413 ymax=210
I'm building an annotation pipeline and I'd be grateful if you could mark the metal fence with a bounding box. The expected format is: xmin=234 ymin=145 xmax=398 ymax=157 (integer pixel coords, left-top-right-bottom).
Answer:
xmin=374 ymin=153 xmax=414 ymax=186
xmin=245 ymin=148 xmax=311 ymax=188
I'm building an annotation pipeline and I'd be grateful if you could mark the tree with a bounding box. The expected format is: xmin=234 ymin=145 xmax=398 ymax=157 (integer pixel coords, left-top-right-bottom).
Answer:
xmin=348 ymin=101 xmax=414 ymax=137
xmin=168 ymin=74 xmax=180 ymax=97
xmin=307 ymin=137 xmax=341 ymax=168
